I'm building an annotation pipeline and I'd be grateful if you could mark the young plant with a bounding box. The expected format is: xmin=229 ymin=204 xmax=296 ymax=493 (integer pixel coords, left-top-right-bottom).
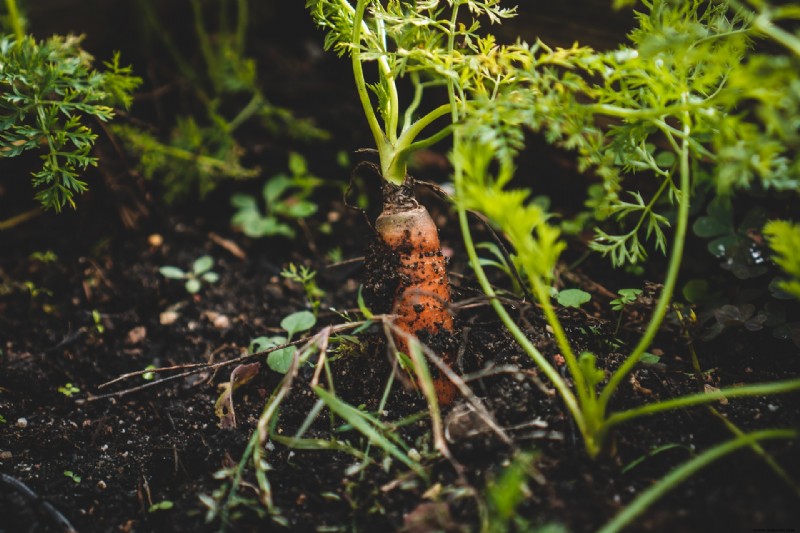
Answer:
xmin=448 ymin=0 xmax=800 ymax=461
xmin=230 ymin=153 xmax=320 ymax=239
xmin=159 ymin=255 xmax=219 ymax=294
xmin=113 ymin=0 xmax=326 ymax=203
xmin=0 ymin=0 xmax=140 ymax=214
xmin=307 ymin=0 xmax=517 ymax=404
xmin=281 ymin=263 xmax=325 ymax=316
xmin=249 ymin=310 xmax=316 ymax=374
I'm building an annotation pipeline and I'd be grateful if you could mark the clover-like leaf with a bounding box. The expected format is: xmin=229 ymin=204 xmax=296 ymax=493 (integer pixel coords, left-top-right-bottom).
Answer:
xmin=557 ymin=288 xmax=591 ymax=308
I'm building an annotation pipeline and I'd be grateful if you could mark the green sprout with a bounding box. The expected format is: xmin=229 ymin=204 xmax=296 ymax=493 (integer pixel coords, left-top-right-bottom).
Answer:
xmin=230 ymin=153 xmax=321 ymax=239
xmin=249 ymin=310 xmax=316 ymax=374
xmin=281 ymin=263 xmax=325 ymax=316
xmin=159 ymin=255 xmax=220 ymax=294
xmin=58 ymin=383 xmax=80 ymax=397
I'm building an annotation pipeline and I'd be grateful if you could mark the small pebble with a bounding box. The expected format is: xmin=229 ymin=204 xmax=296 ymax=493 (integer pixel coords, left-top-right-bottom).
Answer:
xmin=0 ymin=451 xmax=12 ymax=460
xmin=96 ymin=480 xmax=107 ymax=490
xmin=159 ymin=311 xmax=179 ymax=325
xmin=126 ymin=326 xmax=147 ymax=345
xmin=16 ymin=417 xmax=27 ymax=429
xmin=148 ymin=234 xmax=164 ymax=247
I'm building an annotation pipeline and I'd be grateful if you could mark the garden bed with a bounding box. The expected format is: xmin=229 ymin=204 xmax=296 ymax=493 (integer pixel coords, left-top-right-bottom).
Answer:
xmin=2 ymin=1 xmax=799 ymax=532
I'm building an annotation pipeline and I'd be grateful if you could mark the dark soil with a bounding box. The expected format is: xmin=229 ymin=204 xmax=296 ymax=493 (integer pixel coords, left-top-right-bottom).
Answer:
xmin=2 ymin=2 xmax=800 ymax=533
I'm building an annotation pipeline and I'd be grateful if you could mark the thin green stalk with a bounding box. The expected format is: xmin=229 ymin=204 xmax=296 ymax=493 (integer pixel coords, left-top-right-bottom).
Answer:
xmin=350 ymin=1 xmax=389 ymax=175
xmin=139 ymin=1 xmax=207 ymax=98
xmin=604 ymin=378 xmax=800 ymax=430
xmin=396 ymin=103 xmax=452 ymax=145
xmin=753 ymin=12 xmax=800 ymax=57
xmin=235 ymin=0 xmax=248 ymax=54
xmin=0 ymin=207 xmax=42 ymax=230
xmin=403 ymin=72 xmax=425 ymax=133
xmin=190 ymin=0 xmax=219 ymax=91
xmin=597 ymin=429 xmax=799 ymax=533
xmin=530 ymin=276 xmax=590 ymax=407
xmin=4 ymin=0 xmax=24 ymax=40
xmin=451 ymin=134 xmax=586 ymax=440
xmin=684 ymin=337 xmax=800 ymax=498
xmin=402 ymin=124 xmax=453 ymax=154
xmin=227 ymin=92 xmax=263 ymax=132
xmin=599 ymin=117 xmax=692 ymax=412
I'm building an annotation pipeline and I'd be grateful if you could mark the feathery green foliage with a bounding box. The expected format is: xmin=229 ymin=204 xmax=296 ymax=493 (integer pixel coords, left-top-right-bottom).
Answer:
xmin=0 ymin=35 xmax=140 ymax=211
xmin=764 ymin=219 xmax=800 ymax=300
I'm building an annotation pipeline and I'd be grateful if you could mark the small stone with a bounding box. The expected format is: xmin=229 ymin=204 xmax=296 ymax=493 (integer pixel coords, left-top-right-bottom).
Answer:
xmin=203 ymin=311 xmax=231 ymax=329
xmin=159 ymin=311 xmax=179 ymax=325
xmin=0 ymin=451 xmax=12 ymax=460
xmin=126 ymin=326 xmax=147 ymax=345
xmin=16 ymin=417 xmax=27 ymax=429
xmin=148 ymin=234 xmax=164 ymax=247
xmin=96 ymin=480 xmax=107 ymax=490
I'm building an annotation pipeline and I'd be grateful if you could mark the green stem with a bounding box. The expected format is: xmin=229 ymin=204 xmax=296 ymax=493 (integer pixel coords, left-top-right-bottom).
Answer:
xmin=139 ymin=0 xmax=207 ymax=99
xmin=4 ymin=0 xmax=24 ymax=40
xmin=227 ymin=92 xmax=263 ymax=132
xmin=0 ymin=207 xmax=42 ymax=230
xmin=190 ymin=0 xmax=220 ymax=93
xmin=403 ymin=72 xmax=425 ymax=133
xmin=599 ymin=114 xmax=692 ymax=413
xmin=685 ymin=339 xmax=800 ymax=498
xmin=597 ymin=429 xmax=799 ymax=533
xmin=753 ymin=12 xmax=800 ymax=57
xmin=530 ymin=276 xmax=590 ymax=408
xmin=401 ymin=124 xmax=453 ymax=154
xmin=455 ymin=179 xmax=589 ymax=444
xmin=350 ymin=1 xmax=391 ymax=177
xmin=235 ymin=0 xmax=248 ymax=54
xmin=604 ymin=378 xmax=800 ymax=430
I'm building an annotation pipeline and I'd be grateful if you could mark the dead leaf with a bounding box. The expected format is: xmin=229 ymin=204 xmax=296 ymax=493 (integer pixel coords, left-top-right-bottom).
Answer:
xmin=215 ymin=363 xmax=261 ymax=429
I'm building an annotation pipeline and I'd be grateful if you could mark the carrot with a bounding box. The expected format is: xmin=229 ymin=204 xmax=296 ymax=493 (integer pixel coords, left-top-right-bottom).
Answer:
xmin=374 ymin=180 xmax=458 ymax=405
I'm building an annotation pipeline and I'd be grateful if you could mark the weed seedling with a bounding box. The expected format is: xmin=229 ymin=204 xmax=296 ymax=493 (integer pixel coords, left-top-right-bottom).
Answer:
xmin=281 ymin=263 xmax=325 ymax=316
xmin=63 ymin=470 xmax=81 ymax=484
xmin=231 ymin=153 xmax=321 ymax=239
xmin=148 ymin=500 xmax=174 ymax=513
xmin=250 ymin=310 xmax=317 ymax=374
xmin=58 ymin=383 xmax=80 ymax=397
xmin=159 ymin=255 xmax=219 ymax=294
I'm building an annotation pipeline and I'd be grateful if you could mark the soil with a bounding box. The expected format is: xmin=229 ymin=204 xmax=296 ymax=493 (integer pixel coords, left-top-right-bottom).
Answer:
xmin=2 ymin=2 xmax=800 ymax=533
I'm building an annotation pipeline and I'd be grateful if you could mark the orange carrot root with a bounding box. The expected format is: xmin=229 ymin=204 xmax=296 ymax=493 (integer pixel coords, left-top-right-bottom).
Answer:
xmin=375 ymin=181 xmax=458 ymax=405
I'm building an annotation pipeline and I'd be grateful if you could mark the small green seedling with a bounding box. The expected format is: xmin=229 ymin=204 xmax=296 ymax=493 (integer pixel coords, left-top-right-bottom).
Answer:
xmin=63 ymin=470 xmax=81 ymax=484
xmin=142 ymin=364 xmax=157 ymax=381
xmin=148 ymin=500 xmax=174 ymax=513
xmin=610 ymin=288 xmax=643 ymax=312
xmin=281 ymin=263 xmax=325 ymax=316
xmin=0 ymin=415 xmax=6 ymax=424
xmin=159 ymin=255 xmax=219 ymax=294
xmin=58 ymin=383 xmax=80 ymax=397
xmin=29 ymin=250 xmax=59 ymax=263
xmin=231 ymin=153 xmax=320 ymax=238
xmin=91 ymin=309 xmax=105 ymax=333
xmin=249 ymin=310 xmax=316 ymax=374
